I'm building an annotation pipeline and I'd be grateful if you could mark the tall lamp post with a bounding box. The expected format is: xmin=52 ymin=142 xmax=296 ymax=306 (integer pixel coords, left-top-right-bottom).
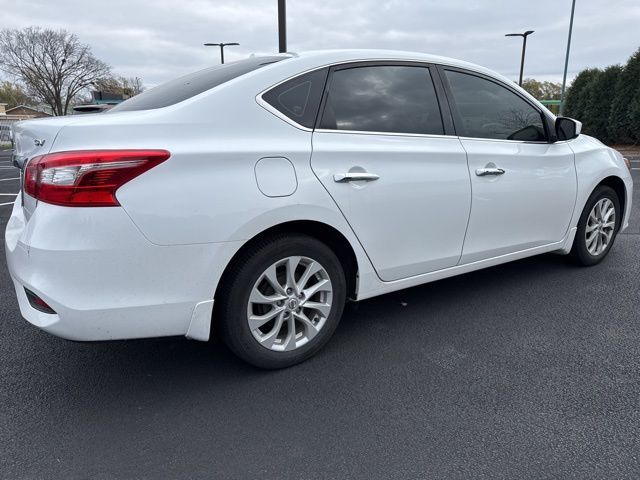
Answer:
xmin=278 ymin=0 xmax=287 ymax=53
xmin=505 ymin=30 xmax=535 ymax=86
xmin=559 ymin=0 xmax=577 ymax=116
xmin=203 ymin=42 xmax=240 ymax=64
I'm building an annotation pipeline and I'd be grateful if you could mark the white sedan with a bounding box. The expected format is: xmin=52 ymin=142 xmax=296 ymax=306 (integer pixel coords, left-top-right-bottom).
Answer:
xmin=5 ymin=50 xmax=633 ymax=368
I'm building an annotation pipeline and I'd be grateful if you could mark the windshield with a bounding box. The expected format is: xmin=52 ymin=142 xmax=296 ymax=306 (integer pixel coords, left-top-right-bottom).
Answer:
xmin=110 ymin=56 xmax=286 ymax=112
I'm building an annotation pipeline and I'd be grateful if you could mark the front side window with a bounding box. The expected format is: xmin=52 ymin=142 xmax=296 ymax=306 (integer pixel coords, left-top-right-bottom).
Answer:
xmin=445 ymin=70 xmax=547 ymax=141
xmin=319 ymin=65 xmax=444 ymax=135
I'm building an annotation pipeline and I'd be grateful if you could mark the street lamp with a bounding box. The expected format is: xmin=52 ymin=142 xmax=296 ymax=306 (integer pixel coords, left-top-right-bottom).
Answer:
xmin=203 ymin=42 xmax=240 ymax=64
xmin=505 ymin=30 xmax=534 ymax=86
xmin=560 ymin=0 xmax=577 ymax=116
xmin=278 ymin=0 xmax=287 ymax=53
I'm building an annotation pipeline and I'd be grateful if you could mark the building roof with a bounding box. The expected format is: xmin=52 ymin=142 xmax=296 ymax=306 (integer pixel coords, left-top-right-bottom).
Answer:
xmin=5 ymin=105 xmax=51 ymax=116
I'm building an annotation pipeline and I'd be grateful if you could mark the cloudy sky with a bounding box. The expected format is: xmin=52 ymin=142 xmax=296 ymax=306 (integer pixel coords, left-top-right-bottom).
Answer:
xmin=2 ymin=0 xmax=639 ymax=87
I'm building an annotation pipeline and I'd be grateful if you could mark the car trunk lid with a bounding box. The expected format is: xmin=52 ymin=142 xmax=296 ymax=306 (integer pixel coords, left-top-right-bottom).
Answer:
xmin=12 ymin=116 xmax=78 ymax=219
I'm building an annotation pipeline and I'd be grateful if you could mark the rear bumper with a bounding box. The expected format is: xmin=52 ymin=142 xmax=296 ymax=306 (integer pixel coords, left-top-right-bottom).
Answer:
xmin=5 ymin=198 xmax=240 ymax=341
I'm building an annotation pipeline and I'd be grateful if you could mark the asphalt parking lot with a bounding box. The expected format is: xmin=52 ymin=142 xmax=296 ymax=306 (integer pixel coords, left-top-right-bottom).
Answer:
xmin=1 ymin=149 xmax=640 ymax=479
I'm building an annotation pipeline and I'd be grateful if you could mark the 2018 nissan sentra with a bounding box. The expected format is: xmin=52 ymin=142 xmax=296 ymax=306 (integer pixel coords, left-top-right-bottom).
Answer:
xmin=5 ymin=50 xmax=633 ymax=368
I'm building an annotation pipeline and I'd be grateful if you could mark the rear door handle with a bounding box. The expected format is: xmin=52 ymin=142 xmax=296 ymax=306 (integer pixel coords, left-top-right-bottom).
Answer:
xmin=333 ymin=172 xmax=380 ymax=182
xmin=475 ymin=167 xmax=505 ymax=176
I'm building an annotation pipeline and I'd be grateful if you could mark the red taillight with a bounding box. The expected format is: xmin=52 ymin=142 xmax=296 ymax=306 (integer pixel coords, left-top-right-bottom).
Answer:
xmin=24 ymin=150 xmax=170 ymax=207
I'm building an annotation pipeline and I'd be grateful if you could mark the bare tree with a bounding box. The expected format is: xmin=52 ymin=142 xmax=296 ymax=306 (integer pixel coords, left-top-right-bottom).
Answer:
xmin=0 ymin=27 xmax=111 ymax=115
xmin=121 ymin=76 xmax=145 ymax=97
xmin=94 ymin=76 xmax=145 ymax=98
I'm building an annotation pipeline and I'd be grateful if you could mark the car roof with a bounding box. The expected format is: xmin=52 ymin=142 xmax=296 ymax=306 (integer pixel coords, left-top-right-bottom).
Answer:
xmin=287 ymin=49 xmax=494 ymax=76
xmin=271 ymin=49 xmax=543 ymax=111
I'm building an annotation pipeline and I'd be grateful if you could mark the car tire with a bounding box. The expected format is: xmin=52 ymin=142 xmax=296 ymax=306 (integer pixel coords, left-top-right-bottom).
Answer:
xmin=215 ymin=233 xmax=346 ymax=369
xmin=571 ymin=185 xmax=621 ymax=266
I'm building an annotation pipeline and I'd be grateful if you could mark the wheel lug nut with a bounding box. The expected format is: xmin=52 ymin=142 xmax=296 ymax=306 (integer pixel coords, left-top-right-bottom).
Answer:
xmin=286 ymin=288 xmax=293 ymax=295
xmin=277 ymin=300 xmax=284 ymax=307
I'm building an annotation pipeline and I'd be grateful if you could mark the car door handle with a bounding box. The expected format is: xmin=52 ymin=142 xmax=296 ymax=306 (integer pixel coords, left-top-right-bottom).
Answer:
xmin=475 ymin=167 xmax=505 ymax=176
xmin=333 ymin=172 xmax=380 ymax=183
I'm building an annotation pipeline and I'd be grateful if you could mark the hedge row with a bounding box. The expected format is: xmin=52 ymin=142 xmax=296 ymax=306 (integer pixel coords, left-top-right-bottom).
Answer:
xmin=564 ymin=48 xmax=640 ymax=145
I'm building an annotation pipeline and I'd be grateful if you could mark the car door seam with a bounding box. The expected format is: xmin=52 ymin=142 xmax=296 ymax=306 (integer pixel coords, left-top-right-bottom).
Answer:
xmin=456 ymin=137 xmax=474 ymax=267
xmin=309 ymin=131 xmax=385 ymax=282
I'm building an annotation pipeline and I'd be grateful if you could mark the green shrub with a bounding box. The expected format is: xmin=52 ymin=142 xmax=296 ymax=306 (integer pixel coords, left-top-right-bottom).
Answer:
xmin=607 ymin=48 xmax=640 ymax=144
xmin=562 ymin=48 xmax=639 ymax=144
xmin=564 ymin=68 xmax=601 ymax=121
xmin=583 ymin=65 xmax=622 ymax=142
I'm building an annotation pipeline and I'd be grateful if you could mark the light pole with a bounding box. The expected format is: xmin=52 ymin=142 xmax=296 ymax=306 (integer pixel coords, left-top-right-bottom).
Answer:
xmin=559 ymin=0 xmax=577 ymax=116
xmin=278 ymin=0 xmax=287 ymax=53
xmin=203 ymin=42 xmax=240 ymax=64
xmin=505 ymin=30 xmax=534 ymax=86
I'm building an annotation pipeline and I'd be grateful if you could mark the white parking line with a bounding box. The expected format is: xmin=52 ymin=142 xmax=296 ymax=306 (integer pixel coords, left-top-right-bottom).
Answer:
xmin=0 ymin=177 xmax=19 ymax=181
xmin=0 ymin=201 xmax=15 ymax=206
xmin=0 ymin=193 xmax=17 ymax=196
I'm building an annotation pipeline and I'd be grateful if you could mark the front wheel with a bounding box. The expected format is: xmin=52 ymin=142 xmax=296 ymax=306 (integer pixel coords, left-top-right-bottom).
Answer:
xmin=216 ymin=234 xmax=346 ymax=369
xmin=571 ymin=185 xmax=621 ymax=266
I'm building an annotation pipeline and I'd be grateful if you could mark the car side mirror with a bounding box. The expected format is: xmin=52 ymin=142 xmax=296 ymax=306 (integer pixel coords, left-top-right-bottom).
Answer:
xmin=555 ymin=117 xmax=582 ymax=141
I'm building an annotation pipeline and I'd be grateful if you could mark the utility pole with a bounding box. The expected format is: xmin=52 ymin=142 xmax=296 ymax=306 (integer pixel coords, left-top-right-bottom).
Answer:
xmin=278 ymin=0 xmax=287 ymax=53
xmin=203 ymin=42 xmax=240 ymax=64
xmin=505 ymin=30 xmax=535 ymax=86
xmin=559 ymin=0 xmax=577 ymax=116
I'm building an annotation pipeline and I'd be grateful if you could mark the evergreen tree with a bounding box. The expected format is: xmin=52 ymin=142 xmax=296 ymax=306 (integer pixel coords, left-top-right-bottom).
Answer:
xmin=582 ymin=65 xmax=622 ymax=142
xmin=628 ymin=76 xmax=640 ymax=144
xmin=608 ymin=48 xmax=640 ymax=143
xmin=564 ymin=68 xmax=601 ymax=121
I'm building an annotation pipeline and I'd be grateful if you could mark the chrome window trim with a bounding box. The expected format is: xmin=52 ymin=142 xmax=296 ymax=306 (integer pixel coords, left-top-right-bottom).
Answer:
xmin=256 ymin=92 xmax=314 ymax=132
xmin=457 ymin=136 xmax=553 ymax=145
xmin=314 ymin=128 xmax=452 ymax=140
xmin=314 ymin=130 xmax=555 ymax=144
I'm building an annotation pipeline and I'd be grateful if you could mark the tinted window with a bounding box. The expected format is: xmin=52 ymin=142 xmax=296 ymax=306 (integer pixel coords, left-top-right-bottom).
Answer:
xmin=262 ymin=68 xmax=329 ymax=128
xmin=319 ymin=65 xmax=444 ymax=135
xmin=445 ymin=70 xmax=546 ymax=141
xmin=110 ymin=56 xmax=286 ymax=112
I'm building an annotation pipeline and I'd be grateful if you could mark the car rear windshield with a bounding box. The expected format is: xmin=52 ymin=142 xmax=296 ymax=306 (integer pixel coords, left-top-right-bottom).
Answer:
xmin=110 ymin=56 xmax=287 ymax=112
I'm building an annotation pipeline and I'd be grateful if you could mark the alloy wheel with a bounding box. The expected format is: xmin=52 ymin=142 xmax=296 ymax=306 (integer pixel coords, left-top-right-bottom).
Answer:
xmin=585 ymin=198 xmax=616 ymax=256
xmin=247 ymin=256 xmax=333 ymax=351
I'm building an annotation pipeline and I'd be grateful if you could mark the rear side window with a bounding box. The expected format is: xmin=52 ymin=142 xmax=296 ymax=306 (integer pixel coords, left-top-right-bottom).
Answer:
xmin=110 ymin=56 xmax=286 ymax=112
xmin=444 ymin=70 xmax=547 ymax=141
xmin=319 ymin=65 xmax=444 ymax=135
xmin=262 ymin=68 xmax=329 ymax=129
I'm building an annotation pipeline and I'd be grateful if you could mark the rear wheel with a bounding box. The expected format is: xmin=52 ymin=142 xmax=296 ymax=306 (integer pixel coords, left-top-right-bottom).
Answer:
xmin=571 ymin=185 xmax=621 ymax=266
xmin=216 ymin=234 xmax=346 ymax=369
